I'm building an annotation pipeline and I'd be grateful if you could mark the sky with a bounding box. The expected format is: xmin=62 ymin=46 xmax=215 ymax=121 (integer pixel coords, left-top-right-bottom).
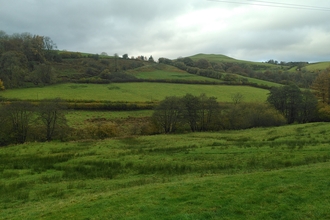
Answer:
xmin=1 ymin=0 xmax=330 ymax=62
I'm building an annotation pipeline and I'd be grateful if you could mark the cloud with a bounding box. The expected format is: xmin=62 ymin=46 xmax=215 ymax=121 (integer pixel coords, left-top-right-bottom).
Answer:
xmin=1 ymin=0 xmax=330 ymax=62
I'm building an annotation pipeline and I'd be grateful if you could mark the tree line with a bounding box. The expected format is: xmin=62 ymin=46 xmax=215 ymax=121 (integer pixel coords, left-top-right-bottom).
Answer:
xmin=152 ymin=93 xmax=287 ymax=133
xmin=0 ymin=99 xmax=68 ymax=146
xmin=151 ymin=84 xmax=324 ymax=134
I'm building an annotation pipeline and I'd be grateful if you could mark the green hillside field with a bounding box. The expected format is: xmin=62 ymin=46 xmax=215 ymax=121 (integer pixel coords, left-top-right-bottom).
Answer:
xmin=304 ymin=62 xmax=330 ymax=72
xmin=0 ymin=82 xmax=268 ymax=102
xmin=188 ymin=53 xmax=275 ymax=68
xmin=0 ymin=122 xmax=329 ymax=219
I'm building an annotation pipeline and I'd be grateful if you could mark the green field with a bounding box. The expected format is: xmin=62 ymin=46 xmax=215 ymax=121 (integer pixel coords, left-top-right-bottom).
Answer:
xmin=131 ymin=70 xmax=222 ymax=82
xmin=66 ymin=110 xmax=153 ymax=127
xmin=304 ymin=62 xmax=330 ymax=72
xmin=1 ymin=122 xmax=330 ymax=219
xmin=1 ymin=83 xmax=268 ymax=102
xmin=188 ymin=53 xmax=275 ymax=67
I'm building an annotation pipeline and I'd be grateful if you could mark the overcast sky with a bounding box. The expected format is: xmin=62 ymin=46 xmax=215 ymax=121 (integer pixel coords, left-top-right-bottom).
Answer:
xmin=1 ymin=0 xmax=330 ymax=62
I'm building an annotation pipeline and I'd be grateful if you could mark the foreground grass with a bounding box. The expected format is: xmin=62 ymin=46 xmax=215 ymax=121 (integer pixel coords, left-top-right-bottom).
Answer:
xmin=1 ymin=122 xmax=330 ymax=219
xmin=1 ymin=83 xmax=268 ymax=102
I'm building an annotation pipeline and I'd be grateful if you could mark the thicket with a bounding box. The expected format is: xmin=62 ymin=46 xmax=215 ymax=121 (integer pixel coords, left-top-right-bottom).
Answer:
xmin=0 ymin=99 xmax=69 ymax=146
xmin=152 ymin=93 xmax=286 ymax=133
xmin=0 ymin=31 xmax=60 ymax=89
xmin=267 ymin=85 xmax=318 ymax=123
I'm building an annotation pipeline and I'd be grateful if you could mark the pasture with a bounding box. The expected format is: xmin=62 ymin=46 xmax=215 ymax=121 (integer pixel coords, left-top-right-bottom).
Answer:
xmin=130 ymin=70 xmax=222 ymax=82
xmin=66 ymin=110 xmax=153 ymax=128
xmin=189 ymin=53 xmax=275 ymax=67
xmin=1 ymin=82 xmax=269 ymax=102
xmin=0 ymin=122 xmax=330 ymax=219
xmin=304 ymin=62 xmax=330 ymax=72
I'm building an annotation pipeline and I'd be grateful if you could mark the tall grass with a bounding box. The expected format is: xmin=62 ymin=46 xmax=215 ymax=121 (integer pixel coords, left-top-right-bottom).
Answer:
xmin=0 ymin=122 xmax=330 ymax=219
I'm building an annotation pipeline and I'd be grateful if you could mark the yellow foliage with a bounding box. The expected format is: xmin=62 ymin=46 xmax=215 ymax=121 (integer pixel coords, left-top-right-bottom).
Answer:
xmin=317 ymin=103 xmax=330 ymax=121
xmin=311 ymin=67 xmax=330 ymax=104
xmin=0 ymin=79 xmax=5 ymax=90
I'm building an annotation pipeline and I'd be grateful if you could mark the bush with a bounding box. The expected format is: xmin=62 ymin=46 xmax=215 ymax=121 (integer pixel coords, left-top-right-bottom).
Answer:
xmin=224 ymin=103 xmax=287 ymax=129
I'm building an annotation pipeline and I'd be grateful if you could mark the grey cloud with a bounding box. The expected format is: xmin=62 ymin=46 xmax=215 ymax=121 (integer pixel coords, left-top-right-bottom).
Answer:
xmin=1 ymin=0 xmax=330 ymax=62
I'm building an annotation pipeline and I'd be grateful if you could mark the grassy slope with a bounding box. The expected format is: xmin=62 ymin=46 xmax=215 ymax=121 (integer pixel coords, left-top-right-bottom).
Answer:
xmin=304 ymin=62 xmax=330 ymax=72
xmin=127 ymin=63 xmax=222 ymax=82
xmin=128 ymin=63 xmax=283 ymax=88
xmin=1 ymin=83 xmax=268 ymax=102
xmin=188 ymin=53 xmax=275 ymax=67
xmin=1 ymin=122 xmax=330 ymax=219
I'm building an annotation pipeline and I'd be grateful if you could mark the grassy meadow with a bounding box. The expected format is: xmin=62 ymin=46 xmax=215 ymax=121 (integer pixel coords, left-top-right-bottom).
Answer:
xmin=1 ymin=122 xmax=330 ymax=219
xmin=66 ymin=110 xmax=153 ymax=128
xmin=188 ymin=53 xmax=275 ymax=68
xmin=130 ymin=70 xmax=222 ymax=82
xmin=1 ymin=82 xmax=268 ymax=102
xmin=304 ymin=62 xmax=330 ymax=72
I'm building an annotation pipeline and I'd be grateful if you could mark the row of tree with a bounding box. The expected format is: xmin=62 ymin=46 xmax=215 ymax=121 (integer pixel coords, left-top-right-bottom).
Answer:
xmin=0 ymin=99 xmax=68 ymax=145
xmin=267 ymin=85 xmax=318 ymax=123
xmin=152 ymin=82 xmax=325 ymax=134
xmin=151 ymin=93 xmax=287 ymax=133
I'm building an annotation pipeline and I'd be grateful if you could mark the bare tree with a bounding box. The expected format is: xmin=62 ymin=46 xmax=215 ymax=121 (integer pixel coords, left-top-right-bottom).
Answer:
xmin=37 ymin=98 xmax=68 ymax=141
xmin=231 ymin=92 xmax=244 ymax=105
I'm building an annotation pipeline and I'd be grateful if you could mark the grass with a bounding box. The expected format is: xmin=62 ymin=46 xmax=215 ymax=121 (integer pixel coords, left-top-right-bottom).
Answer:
xmin=304 ymin=62 xmax=330 ymax=72
xmin=1 ymin=82 xmax=269 ymax=102
xmin=131 ymin=70 xmax=222 ymax=82
xmin=0 ymin=122 xmax=330 ymax=219
xmin=66 ymin=110 xmax=153 ymax=127
xmin=188 ymin=53 xmax=275 ymax=68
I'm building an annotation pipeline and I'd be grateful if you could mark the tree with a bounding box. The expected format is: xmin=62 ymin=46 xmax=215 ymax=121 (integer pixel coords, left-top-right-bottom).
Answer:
xmin=0 ymin=79 xmax=4 ymax=90
xmin=196 ymin=59 xmax=210 ymax=69
xmin=152 ymin=96 xmax=184 ymax=133
xmin=298 ymin=90 xmax=318 ymax=123
xmin=37 ymin=98 xmax=68 ymax=141
xmin=182 ymin=94 xmax=201 ymax=132
xmin=198 ymin=94 xmax=220 ymax=131
xmin=114 ymin=53 xmax=119 ymax=72
xmin=148 ymin=55 xmax=154 ymax=62
xmin=2 ymin=101 xmax=34 ymax=144
xmin=231 ymin=92 xmax=244 ymax=105
xmin=30 ymin=64 xmax=56 ymax=85
xmin=122 ymin=54 xmax=129 ymax=59
xmin=43 ymin=36 xmax=58 ymax=61
xmin=267 ymin=85 xmax=302 ymax=124
xmin=0 ymin=51 xmax=28 ymax=88
xmin=310 ymin=68 xmax=330 ymax=104
xmin=182 ymin=57 xmax=194 ymax=67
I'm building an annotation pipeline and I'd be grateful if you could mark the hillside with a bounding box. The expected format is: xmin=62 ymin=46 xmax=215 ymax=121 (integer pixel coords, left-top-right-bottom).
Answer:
xmin=189 ymin=53 xmax=274 ymax=67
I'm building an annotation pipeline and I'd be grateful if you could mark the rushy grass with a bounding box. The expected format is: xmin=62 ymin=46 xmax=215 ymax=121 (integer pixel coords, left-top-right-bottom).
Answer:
xmin=0 ymin=122 xmax=330 ymax=219
xmin=66 ymin=110 xmax=153 ymax=127
xmin=1 ymin=83 xmax=268 ymax=102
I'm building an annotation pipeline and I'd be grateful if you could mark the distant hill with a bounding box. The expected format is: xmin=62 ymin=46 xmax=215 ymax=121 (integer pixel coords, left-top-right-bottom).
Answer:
xmin=187 ymin=53 xmax=275 ymax=68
